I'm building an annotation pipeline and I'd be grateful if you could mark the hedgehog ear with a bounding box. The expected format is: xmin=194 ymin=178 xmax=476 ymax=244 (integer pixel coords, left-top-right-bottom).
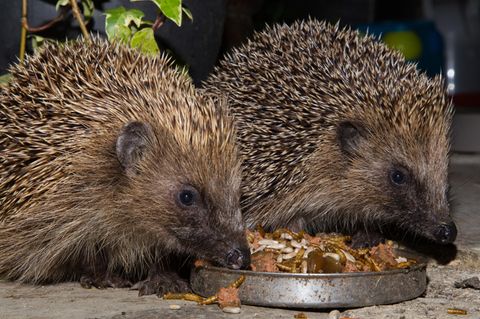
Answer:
xmin=116 ymin=121 xmax=153 ymax=175
xmin=338 ymin=122 xmax=365 ymax=156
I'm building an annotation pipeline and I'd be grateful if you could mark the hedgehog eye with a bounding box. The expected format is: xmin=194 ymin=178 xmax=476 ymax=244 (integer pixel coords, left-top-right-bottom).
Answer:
xmin=176 ymin=187 xmax=198 ymax=207
xmin=179 ymin=190 xmax=195 ymax=206
xmin=389 ymin=168 xmax=409 ymax=186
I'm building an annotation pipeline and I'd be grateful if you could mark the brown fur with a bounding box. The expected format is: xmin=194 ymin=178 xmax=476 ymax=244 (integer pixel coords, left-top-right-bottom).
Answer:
xmin=0 ymin=38 xmax=247 ymax=284
xmin=203 ymin=20 xmax=455 ymax=243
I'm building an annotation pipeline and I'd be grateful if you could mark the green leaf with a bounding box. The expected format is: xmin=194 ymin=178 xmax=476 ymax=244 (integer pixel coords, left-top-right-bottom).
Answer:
xmin=30 ymin=35 xmax=45 ymax=51
xmin=104 ymin=7 xmax=145 ymax=43
xmin=29 ymin=35 xmax=58 ymax=52
xmin=0 ymin=73 xmax=12 ymax=87
xmin=182 ymin=7 xmax=192 ymax=21
xmin=122 ymin=8 xmax=145 ymax=28
xmin=105 ymin=7 xmax=128 ymax=41
xmin=55 ymin=0 xmax=70 ymax=11
xmin=150 ymin=0 xmax=182 ymax=26
xmin=130 ymin=28 xmax=159 ymax=55
xmin=81 ymin=0 xmax=95 ymax=21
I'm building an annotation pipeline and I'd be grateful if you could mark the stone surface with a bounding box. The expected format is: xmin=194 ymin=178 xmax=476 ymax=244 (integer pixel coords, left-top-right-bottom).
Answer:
xmin=0 ymin=281 xmax=330 ymax=319
xmin=450 ymin=154 xmax=480 ymax=251
xmin=344 ymin=264 xmax=480 ymax=319
xmin=1 ymin=153 xmax=479 ymax=319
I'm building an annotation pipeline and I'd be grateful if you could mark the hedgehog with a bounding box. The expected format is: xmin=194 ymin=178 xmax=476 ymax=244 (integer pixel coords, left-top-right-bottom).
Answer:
xmin=202 ymin=20 xmax=457 ymax=247
xmin=0 ymin=38 xmax=250 ymax=295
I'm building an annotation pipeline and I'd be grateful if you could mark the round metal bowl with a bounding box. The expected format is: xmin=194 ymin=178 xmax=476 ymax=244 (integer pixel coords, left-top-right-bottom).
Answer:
xmin=191 ymin=250 xmax=427 ymax=309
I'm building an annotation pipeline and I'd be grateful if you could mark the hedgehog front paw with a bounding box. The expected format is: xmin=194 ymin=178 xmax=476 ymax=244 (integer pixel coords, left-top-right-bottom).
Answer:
xmin=80 ymin=273 xmax=132 ymax=289
xmin=351 ymin=230 xmax=385 ymax=248
xmin=131 ymin=271 xmax=191 ymax=297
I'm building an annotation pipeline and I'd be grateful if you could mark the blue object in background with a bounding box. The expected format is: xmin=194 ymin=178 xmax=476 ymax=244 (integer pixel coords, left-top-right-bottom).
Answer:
xmin=356 ymin=21 xmax=444 ymax=78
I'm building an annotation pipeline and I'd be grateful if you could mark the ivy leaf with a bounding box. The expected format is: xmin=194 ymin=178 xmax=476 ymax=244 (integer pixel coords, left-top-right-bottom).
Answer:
xmin=182 ymin=6 xmax=192 ymax=21
xmin=0 ymin=73 xmax=12 ymax=87
xmin=55 ymin=0 xmax=69 ymax=10
xmin=104 ymin=7 xmax=131 ymax=43
xmin=104 ymin=7 xmax=145 ymax=43
xmin=81 ymin=0 xmax=95 ymax=21
xmin=105 ymin=7 xmax=126 ymax=37
xmin=29 ymin=35 xmax=58 ymax=53
xmin=122 ymin=8 xmax=145 ymax=28
xmin=150 ymin=0 xmax=182 ymax=26
xmin=30 ymin=35 xmax=45 ymax=51
xmin=130 ymin=28 xmax=159 ymax=55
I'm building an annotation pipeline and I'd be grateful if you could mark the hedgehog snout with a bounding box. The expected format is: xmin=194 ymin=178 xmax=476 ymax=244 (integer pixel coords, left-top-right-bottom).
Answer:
xmin=225 ymin=246 xmax=251 ymax=270
xmin=433 ymin=221 xmax=457 ymax=244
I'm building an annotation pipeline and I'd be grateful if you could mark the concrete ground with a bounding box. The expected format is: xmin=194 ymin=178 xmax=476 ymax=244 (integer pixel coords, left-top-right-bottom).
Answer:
xmin=1 ymin=153 xmax=479 ymax=319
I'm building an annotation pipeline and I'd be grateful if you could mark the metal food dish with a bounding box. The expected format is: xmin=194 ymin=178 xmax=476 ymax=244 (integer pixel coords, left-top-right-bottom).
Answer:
xmin=191 ymin=249 xmax=426 ymax=309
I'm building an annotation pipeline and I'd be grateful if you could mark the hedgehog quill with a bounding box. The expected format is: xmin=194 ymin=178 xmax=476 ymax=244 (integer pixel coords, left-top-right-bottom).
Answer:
xmin=203 ymin=20 xmax=456 ymax=247
xmin=0 ymin=38 xmax=250 ymax=295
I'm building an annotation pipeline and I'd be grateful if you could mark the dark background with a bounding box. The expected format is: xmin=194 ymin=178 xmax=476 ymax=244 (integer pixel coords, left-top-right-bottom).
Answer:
xmin=0 ymin=0 xmax=449 ymax=83
xmin=1 ymin=0 xmax=479 ymax=151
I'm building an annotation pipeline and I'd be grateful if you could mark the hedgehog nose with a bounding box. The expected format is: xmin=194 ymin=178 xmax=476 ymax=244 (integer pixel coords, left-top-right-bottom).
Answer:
xmin=226 ymin=247 xmax=251 ymax=270
xmin=434 ymin=222 xmax=457 ymax=244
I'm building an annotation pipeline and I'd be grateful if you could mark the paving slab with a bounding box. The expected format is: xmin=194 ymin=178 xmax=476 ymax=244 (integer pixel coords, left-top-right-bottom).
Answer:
xmin=0 ymin=281 xmax=331 ymax=319
xmin=449 ymin=154 xmax=480 ymax=251
xmin=1 ymin=153 xmax=479 ymax=319
xmin=1 ymin=261 xmax=479 ymax=319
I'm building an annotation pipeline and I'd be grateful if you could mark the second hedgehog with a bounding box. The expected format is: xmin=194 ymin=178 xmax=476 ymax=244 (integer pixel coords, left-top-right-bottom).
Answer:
xmin=0 ymin=38 xmax=250 ymax=295
xmin=203 ymin=20 xmax=457 ymax=247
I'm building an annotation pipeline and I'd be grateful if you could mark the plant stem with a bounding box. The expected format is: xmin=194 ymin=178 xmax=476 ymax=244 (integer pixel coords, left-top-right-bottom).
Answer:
xmin=20 ymin=0 xmax=28 ymax=62
xmin=152 ymin=12 xmax=166 ymax=31
xmin=69 ymin=0 xmax=90 ymax=42
xmin=26 ymin=10 xmax=66 ymax=33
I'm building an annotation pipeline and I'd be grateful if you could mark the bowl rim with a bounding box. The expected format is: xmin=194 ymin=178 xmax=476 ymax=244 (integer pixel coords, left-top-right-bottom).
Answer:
xmin=195 ymin=248 xmax=427 ymax=279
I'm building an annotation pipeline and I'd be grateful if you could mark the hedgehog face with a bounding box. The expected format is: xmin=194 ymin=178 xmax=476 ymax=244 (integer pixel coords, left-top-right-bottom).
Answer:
xmin=382 ymin=160 xmax=456 ymax=244
xmin=166 ymin=181 xmax=250 ymax=269
xmin=116 ymin=121 xmax=250 ymax=269
xmin=338 ymin=120 xmax=456 ymax=245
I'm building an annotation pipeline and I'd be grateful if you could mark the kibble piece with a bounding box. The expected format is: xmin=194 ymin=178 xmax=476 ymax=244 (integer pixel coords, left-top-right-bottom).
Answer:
xmin=328 ymin=309 xmax=341 ymax=319
xmin=222 ymin=306 xmax=241 ymax=314
xmin=248 ymin=228 xmax=415 ymax=273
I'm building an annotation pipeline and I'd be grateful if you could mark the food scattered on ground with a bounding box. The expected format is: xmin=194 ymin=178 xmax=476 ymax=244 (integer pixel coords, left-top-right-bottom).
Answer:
xmin=214 ymin=275 xmax=244 ymax=311
xmin=168 ymin=304 xmax=181 ymax=310
xmin=163 ymin=275 xmax=245 ymax=312
xmin=447 ymin=308 xmax=467 ymax=315
xmin=218 ymin=287 xmax=241 ymax=308
xmin=221 ymin=306 xmax=241 ymax=314
xmin=163 ymin=293 xmax=205 ymax=303
xmin=328 ymin=309 xmax=341 ymax=319
xmin=294 ymin=312 xmax=308 ymax=319
xmin=454 ymin=277 xmax=480 ymax=290
xmin=200 ymin=294 xmax=219 ymax=305
xmin=246 ymin=227 xmax=416 ymax=273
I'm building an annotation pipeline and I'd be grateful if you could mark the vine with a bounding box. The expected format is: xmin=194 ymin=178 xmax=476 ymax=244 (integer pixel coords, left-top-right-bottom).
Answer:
xmin=18 ymin=0 xmax=192 ymax=58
